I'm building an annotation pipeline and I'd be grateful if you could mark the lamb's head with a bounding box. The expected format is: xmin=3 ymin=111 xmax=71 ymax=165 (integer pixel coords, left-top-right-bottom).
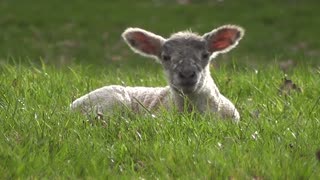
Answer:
xmin=122 ymin=25 xmax=244 ymax=94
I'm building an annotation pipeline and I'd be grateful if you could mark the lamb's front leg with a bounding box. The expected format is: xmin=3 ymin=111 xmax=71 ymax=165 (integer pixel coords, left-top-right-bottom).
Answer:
xmin=71 ymin=85 xmax=132 ymax=116
xmin=218 ymin=95 xmax=240 ymax=122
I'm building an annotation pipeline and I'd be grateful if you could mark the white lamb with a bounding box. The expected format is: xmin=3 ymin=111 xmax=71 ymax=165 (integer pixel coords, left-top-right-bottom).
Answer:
xmin=71 ymin=25 xmax=245 ymax=122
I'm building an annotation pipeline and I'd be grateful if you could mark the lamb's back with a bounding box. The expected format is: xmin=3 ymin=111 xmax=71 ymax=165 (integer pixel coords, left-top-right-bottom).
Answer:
xmin=71 ymin=85 xmax=171 ymax=114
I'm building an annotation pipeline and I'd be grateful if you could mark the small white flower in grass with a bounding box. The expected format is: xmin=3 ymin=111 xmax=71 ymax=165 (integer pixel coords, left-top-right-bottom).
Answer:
xmin=254 ymin=69 xmax=259 ymax=74
xmin=18 ymin=98 xmax=26 ymax=110
xmin=217 ymin=142 xmax=222 ymax=149
xmin=110 ymin=159 xmax=115 ymax=163
xmin=119 ymin=165 xmax=123 ymax=172
xmin=251 ymin=131 xmax=259 ymax=140
xmin=151 ymin=114 xmax=157 ymax=118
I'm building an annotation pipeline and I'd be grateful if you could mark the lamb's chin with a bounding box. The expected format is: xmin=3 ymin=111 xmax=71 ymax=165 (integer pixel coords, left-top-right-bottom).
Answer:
xmin=170 ymin=84 xmax=197 ymax=95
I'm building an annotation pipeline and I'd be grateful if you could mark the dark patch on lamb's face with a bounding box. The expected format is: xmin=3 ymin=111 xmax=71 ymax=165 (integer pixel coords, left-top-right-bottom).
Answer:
xmin=160 ymin=35 xmax=210 ymax=94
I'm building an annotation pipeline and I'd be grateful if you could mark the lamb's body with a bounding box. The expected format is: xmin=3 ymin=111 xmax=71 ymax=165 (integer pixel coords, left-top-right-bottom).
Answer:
xmin=71 ymin=86 xmax=171 ymax=114
xmin=71 ymin=25 xmax=244 ymax=122
xmin=71 ymin=70 xmax=239 ymax=120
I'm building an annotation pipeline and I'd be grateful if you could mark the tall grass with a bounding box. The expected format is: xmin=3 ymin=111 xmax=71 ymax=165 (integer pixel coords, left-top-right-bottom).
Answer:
xmin=0 ymin=61 xmax=319 ymax=179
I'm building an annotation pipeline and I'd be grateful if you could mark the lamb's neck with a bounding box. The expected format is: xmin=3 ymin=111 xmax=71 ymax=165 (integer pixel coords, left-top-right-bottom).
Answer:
xmin=171 ymin=74 xmax=221 ymax=112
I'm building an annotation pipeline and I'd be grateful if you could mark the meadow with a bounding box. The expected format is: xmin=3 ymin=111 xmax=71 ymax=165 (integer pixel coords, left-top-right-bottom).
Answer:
xmin=0 ymin=0 xmax=320 ymax=179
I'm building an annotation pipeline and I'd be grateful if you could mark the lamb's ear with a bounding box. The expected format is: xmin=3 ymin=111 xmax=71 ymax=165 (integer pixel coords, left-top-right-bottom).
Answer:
xmin=203 ymin=25 xmax=244 ymax=56
xmin=122 ymin=28 xmax=166 ymax=60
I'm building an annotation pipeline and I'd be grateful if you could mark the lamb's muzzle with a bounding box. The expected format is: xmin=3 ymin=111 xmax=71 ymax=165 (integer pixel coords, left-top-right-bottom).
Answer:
xmin=71 ymin=25 xmax=245 ymax=122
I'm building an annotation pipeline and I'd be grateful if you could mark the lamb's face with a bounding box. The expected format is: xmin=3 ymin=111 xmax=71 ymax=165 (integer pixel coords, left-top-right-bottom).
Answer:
xmin=122 ymin=25 xmax=244 ymax=95
xmin=160 ymin=34 xmax=210 ymax=94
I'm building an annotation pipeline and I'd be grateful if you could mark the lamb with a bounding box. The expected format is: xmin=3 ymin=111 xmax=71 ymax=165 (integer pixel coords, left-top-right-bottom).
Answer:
xmin=71 ymin=25 xmax=245 ymax=122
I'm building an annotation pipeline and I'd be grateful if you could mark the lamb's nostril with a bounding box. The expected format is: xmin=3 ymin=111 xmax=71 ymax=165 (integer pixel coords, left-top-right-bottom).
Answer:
xmin=189 ymin=71 xmax=196 ymax=78
xmin=178 ymin=72 xmax=186 ymax=78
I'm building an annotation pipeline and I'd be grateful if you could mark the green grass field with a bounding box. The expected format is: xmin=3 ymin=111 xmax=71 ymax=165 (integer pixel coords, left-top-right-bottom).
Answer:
xmin=1 ymin=0 xmax=320 ymax=179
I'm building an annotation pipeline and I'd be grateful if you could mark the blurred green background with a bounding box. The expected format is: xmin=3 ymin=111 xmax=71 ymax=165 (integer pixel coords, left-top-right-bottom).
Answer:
xmin=0 ymin=0 xmax=319 ymax=66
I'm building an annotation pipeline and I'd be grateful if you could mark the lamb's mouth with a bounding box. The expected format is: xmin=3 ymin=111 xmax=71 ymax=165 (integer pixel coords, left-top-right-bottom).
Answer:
xmin=171 ymin=82 xmax=198 ymax=94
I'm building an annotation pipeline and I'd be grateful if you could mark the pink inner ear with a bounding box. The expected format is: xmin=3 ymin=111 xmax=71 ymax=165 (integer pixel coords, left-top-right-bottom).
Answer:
xmin=131 ymin=32 xmax=158 ymax=55
xmin=210 ymin=29 xmax=240 ymax=51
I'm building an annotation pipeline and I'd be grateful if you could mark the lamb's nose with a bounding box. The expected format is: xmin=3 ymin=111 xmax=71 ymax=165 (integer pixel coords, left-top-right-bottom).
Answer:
xmin=179 ymin=70 xmax=196 ymax=79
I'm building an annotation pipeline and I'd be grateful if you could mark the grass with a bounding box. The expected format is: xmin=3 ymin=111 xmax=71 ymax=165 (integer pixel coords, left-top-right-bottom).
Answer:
xmin=1 ymin=0 xmax=320 ymax=179
xmin=1 ymin=61 xmax=319 ymax=179
xmin=1 ymin=0 xmax=320 ymax=65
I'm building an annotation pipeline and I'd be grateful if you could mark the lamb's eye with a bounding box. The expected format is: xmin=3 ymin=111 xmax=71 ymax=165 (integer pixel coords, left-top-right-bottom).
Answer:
xmin=162 ymin=55 xmax=171 ymax=61
xmin=202 ymin=53 xmax=209 ymax=60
